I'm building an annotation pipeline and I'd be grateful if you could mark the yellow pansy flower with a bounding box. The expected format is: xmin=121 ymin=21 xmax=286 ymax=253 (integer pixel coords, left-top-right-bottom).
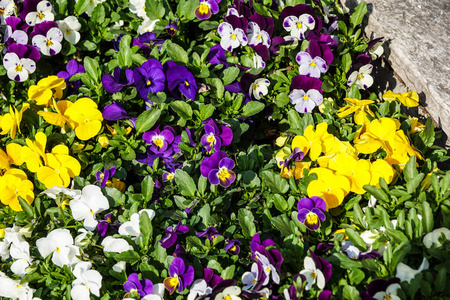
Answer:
xmin=37 ymin=150 xmax=81 ymax=189
xmin=21 ymin=132 xmax=48 ymax=172
xmin=328 ymin=153 xmax=371 ymax=195
xmin=292 ymin=123 xmax=335 ymax=161
xmin=307 ymin=167 xmax=350 ymax=209
xmin=0 ymin=169 xmax=34 ymax=211
xmin=337 ymin=98 xmax=375 ymax=125
xmin=28 ymin=75 xmax=66 ymax=107
xmin=106 ymin=178 xmax=126 ymax=193
xmin=0 ymin=103 xmax=29 ymax=139
xmin=369 ymin=159 xmax=395 ymax=187
xmin=98 ymin=136 xmax=109 ymax=148
xmin=353 ymin=118 xmax=399 ymax=154
xmin=0 ymin=143 xmax=24 ymax=175
xmin=64 ymin=98 xmax=103 ymax=140
xmin=383 ymin=90 xmax=419 ymax=107
xmin=408 ymin=116 xmax=425 ymax=134
xmin=38 ymin=99 xmax=74 ymax=130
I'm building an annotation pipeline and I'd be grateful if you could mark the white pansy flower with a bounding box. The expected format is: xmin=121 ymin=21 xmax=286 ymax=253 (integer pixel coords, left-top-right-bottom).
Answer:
xmin=347 ymin=64 xmax=374 ymax=89
xmin=41 ymin=185 xmax=81 ymax=200
xmin=56 ymin=16 xmax=81 ymax=44
xmin=36 ymin=228 xmax=81 ymax=268
xmin=101 ymin=236 xmax=133 ymax=253
xmin=289 ymin=88 xmax=323 ymax=114
xmin=299 ymin=256 xmax=325 ymax=290
xmin=74 ymin=228 xmax=93 ymax=248
xmin=0 ymin=226 xmax=25 ymax=259
xmin=32 ymin=27 xmax=63 ymax=56
xmin=129 ymin=0 xmax=146 ymax=18
xmin=242 ymin=262 xmax=260 ymax=291
xmin=10 ymin=240 xmax=32 ymax=277
xmin=2 ymin=52 xmax=36 ymax=82
xmin=112 ymin=261 xmax=126 ymax=273
xmin=396 ymin=257 xmax=429 ymax=283
xmin=71 ymin=262 xmax=102 ymax=300
xmin=70 ymin=185 xmax=109 ymax=231
xmin=218 ymin=22 xmax=247 ymax=52
xmin=249 ymin=78 xmax=270 ymax=100
xmin=0 ymin=0 xmax=15 ymax=24
xmin=341 ymin=240 xmax=361 ymax=260
xmin=137 ymin=16 xmax=159 ymax=35
xmin=373 ymin=283 xmax=401 ymax=300
xmin=188 ymin=279 xmax=212 ymax=300
xmin=247 ymin=21 xmax=270 ymax=47
xmin=0 ymin=274 xmax=39 ymax=300
xmin=215 ymin=286 xmax=241 ymax=300
xmin=282 ymin=14 xmax=315 ymax=40
xmin=3 ymin=26 xmax=28 ymax=44
xmin=295 ymin=51 xmax=327 ymax=78
xmin=255 ymin=251 xmax=280 ymax=285
xmin=369 ymin=41 xmax=384 ymax=60
xmin=25 ymin=1 xmax=54 ymax=26
xmin=252 ymin=53 xmax=265 ymax=70
xmin=118 ymin=209 xmax=155 ymax=241
xmin=423 ymin=227 xmax=450 ymax=248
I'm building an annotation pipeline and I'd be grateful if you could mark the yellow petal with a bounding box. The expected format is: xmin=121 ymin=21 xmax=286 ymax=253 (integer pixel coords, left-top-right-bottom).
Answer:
xmin=75 ymin=120 xmax=102 ymax=140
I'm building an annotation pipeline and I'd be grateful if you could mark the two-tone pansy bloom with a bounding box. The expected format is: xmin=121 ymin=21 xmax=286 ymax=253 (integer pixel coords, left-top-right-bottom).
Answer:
xmin=281 ymin=4 xmax=316 ymax=40
xmin=142 ymin=125 xmax=174 ymax=153
xmin=25 ymin=1 xmax=54 ymax=26
xmin=159 ymin=222 xmax=189 ymax=249
xmin=218 ymin=22 xmax=248 ymax=51
xmin=289 ymin=75 xmax=323 ymax=113
xmin=297 ymin=196 xmax=327 ymax=231
xmin=201 ymin=119 xmax=233 ymax=153
xmin=163 ymin=257 xmax=194 ymax=295
xmin=195 ymin=0 xmax=221 ymax=20
xmin=200 ymin=151 xmax=236 ymax=188
xmin=31 ymin=21 xmax=63 ymax=56
xmin=3 ymin=44 xmax=40 ymax=81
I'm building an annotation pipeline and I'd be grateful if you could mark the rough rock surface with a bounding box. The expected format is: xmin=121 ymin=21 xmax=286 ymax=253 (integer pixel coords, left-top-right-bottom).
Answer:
xmin=343 ymin=0 xmax=450 ymax=144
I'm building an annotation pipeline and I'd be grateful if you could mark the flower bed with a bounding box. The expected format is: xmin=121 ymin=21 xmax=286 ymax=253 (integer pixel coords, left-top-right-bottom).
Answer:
xmin=0 ymin=0 xmax=449 ymax=299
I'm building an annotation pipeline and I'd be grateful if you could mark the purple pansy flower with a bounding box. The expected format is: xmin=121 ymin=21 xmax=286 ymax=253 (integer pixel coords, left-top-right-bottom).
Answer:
xmin=142 ymin=125 xmax=175 ymax=153
xmin=163 ymin=257 xmax=195 ymax=294
xmin=123 ymin=273 xmax=154 ymax=298
xmin=19 ymin=0 xmax=41 ymax=20
xmin=102 ymin=67 xmax=135 ymax=93
xmin=207 ymin=44 xmax=230 ymax=67
xmin=133 ymin=59 xmax=165 ymax=101
xmin=165 ymin=19 xmax=179 ymax=36
xmin=3 ymin=44 xmax=38 ymax=81
xmin=289 ymin=75 xmax=323 ymax=113
xmin=102 ymin=101 xmax=130 ymax=121
xmin=341 ymin=241 xmax=381 ymax=261
xmin=218 ymin=21 xmax=248 ymax=52
xmin=30 ymin=21 xmax=62 ymax=56
xmin=4 ymin=17 xmax=29 ymax=48
xmin=297 ymin=196 xmax=327 ymax=231
xmin=159 ymin=222 xmax=189 ymax=249
xmin=162 ymin=166 xmax=177 ymax=182
xmin=173 ymin=244 xmax=188 ymax=260
xmin=196 ymin=227 xmax=220 ymax=242
xmin=201 ymin=119 xmax=233 ymax=153
xmin=195 ymin=0 xmax=221 ymax=20
xmin=281 ymin=4 xmax=316 ymax=40
xmin=166 ymin=62 xmax=198 ymax=100
xmin=224 ymin=239 xmax=241 ymax=255
xmin=97 ymin=213 xmax=120 ymax=237
xmin=204 ymin=268 xmax=224 ymax=287
xmin=96 ymin=166 xmax=116 ymax=188
xmin=57 ymin=59 xmax=85 ymax=94
xmin=250 ymin=233 xmax=276 ymax=254
xmin=279 ymin=147 xmax=305 ymax=173
xmin=200 ymin=151 xmax=236 ymax=188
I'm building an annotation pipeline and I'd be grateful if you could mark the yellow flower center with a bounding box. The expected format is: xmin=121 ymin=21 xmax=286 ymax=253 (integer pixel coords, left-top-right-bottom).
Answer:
xmin=198 ymin=3 xmax=210 ymax=15
xmin=358 ymin=74 xmax=364 ymax=80
xmin=146 ymin=80 xmax=152 ymax=86
xmin=90 ymin=209 xmax=94 ymax=215
xmin=0 ymin=8 xmax=5 ymax=15
xmin=46 ymin=39 xmax=53 ymax=47
xmin=217 ymin=167 xmax=231 ymax=182
xmin=17 ymin=285 xmax=21 ymax=288
xmin=230 ymin=245 xmax=237 ymax=252
xmin=66 ymin=29 xmax=71 ymax=35
xmin=252 ymin=278 xmax=257 ymax=284
xmin=231 ymin=33 xmax=237 ymax=40
xmin=311 ymin=272 xmax=317 ymax=279
xmin=153 ymin=137 xmax=164 ymax=148
xmin=257 ymin=34 xmax=262 ymax=40
xmin=306 ymin=212 xmax=319 ymax=226
xmin=297 ymin=22 xmax=303 ymax=28
xmin=56 ymin=248 xmax=61 ymax=253
xmin=167 ymin=173 xmax=174 ymax=181
xmin=253 ymin=83 xmax=259 ymax=89
xmin=38 ymin=12 xmax=45 ymax=19
xmin=310 ymin=61 xmax=316 ymax=67
xmin=266 ymin=266 xmax=271 ymax=273
xmin=15 ymin=65 xmax=23 ymax=72
xmin=165 ymin=274 xmax=180 ymax=295
xmin=185 ymin=81 xmax=189 ymax=86
xmin=106 ymin=217 xmax=112 ymax=223
xmin=385 ymin=294 xmax=392 ymax=300
xmin=225 ymin=296 xmax=232 ymax=300
xmin=143 ymin=6 xmax=146 ymax=11
xmin=206 ymin=134 xmax=215 ymax=146
xmin=303 ymin=95 xmax=309 ymax=101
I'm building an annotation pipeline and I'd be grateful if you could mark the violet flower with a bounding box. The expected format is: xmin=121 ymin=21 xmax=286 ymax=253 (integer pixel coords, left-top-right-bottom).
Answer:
xmin=196 ymin=227 xmax=220 ymax=242
xmin=195 ymin=0 xmax=221 ymax=20
xmin=102 ymin=67 xmax=134 ymax=93
xmin=200 ymin=151 xmax=236 ymax=188
xmin=201 ymin=119 xmax=233 ymax=153
xmin=6 ymin=43 xmax=40 ymax=61
xmin=142 ymin=125 xmax=175 ymax=153
xmin=3 ymin=44 xmax=38 ymax=81
xmin=297 ymin=196 xmax=327 ymax=231
xmin=250 ymin=233 xmax=276 ymax=254
xmin=133 ymin=59 xmax=165 ymax=101
xmin=283 ymin=274 xmax=306 ymax=300
xmin=4 ymin=17 xmax=29 ymax=48
xmin=204 ymin=268 xmax=224 ymax=287
xmin=241 ymin=262 xmax=266 ymax=294
xmin=102 ymin=101 xmax=130 ymax=121
xmin=123 ymin=273 xmax=154 ymax=298
xmin=225 ymin=239 xmax=241 ymax=255
xmin=163 ymin=257 xmax=195 ymax=294
xmin=57 ymin=59 xmax=85 ymax=94
xmin=166 ymin=62 xmax=198 ymax=100
xmin=162 ymin=166 xmax=177 ymax=182
xmin=281 ymin=4 xmax=317 ymax=40
xmin=341 ymin=241 xmax=381 ymax=261
xmin=289 ymin=75 xmax=323 ymax=113
xmin=18 ymin=0 xmax=41 ymax=20
xmin=207 ymin=44 xmax=230 ymax=67
xmin=159 ymin=221 xmax=189 ymax=249
xmin=173 ymin=244 xmax=188 ymax=260
xmin=165 ymin=19 xmax=179 ymax=36
xmin=96 ymin=166 xmax=116 ymax=188
xmin=279 ymin=147 xmax=305 ymax=173
xmin=97 ymin=213 xmax=120 ymax=237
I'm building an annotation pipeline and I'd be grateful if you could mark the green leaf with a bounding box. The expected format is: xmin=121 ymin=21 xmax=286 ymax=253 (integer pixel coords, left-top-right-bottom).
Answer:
xmin=170 ymin=101 xmax=193 ymax=120
xmin=261 ymin=170 xmax=289 ymax=194
xmin=403 ymin=155 xmax=418 ymax=182
xmin=348 ymin=269 xmax=365 ymax=285
xmin=139 ymin=211 xmax=153 ymax=249
xmin=221 ymin=265 xmax=236 ymax=279
xmin=346 ymin=227 xmax=367 ymax=251
xmin=238 ymin=208 xmax=256 ymax=238
xmin=363 ymin=185 xmax=389 ymax=203
xmin=221 ymin=67 xmax=240 ymax=85
xmin=421 ymin=201 xmax=434 ymax=233
xmin=74 ymin=0 xmax=90 ymax=15
xmin=115 ymin=250 xmax=141 ymax=265
xmin=342 ymin=52 xmax=352 ymax=73
xmin=205 ymin=77 xmax=224 ymax=98
xmin=352 ymin=202 xmax=365 ymax=229
xmin=104 ymin=187 xmax=126 ymax=206
xmin=135 ymin=109 xmax=161 ymax=134
xmin=118 ymin=35 xmax=132 ymax=68
xmin=198 ymin=204 xmax=210 ymax=226
xmin=18 ymin=196 xmax=34 ymax=217
xmin=141 ymin=176 xmax=154 ymax=201
xmin=186 ymin=236 xmax=204 ymax=249
xmin=390 ymin=241 xmax=411 ymax=272
xmin=144 ymin=0 xmax=165 ymax=19
xmin=242 ymin=101 xmax=265 ymax=117
xmin=419 ymin=117 xmax=435 ymax=147
xmin=347 ymin=84 xmax=361 ymax=99
xmin=177 ymin=0 xmax=198 ymax=20
xmin=165 ymin=41 xmax=188 ymax=65
xmin=84 ymin=56 xmax=100 ymax=83
xmin=273 ymin=194 xmax=288 ymax=212
xmin=350 ymin=1 xmax=367 ymax=28
xmin=175 ymin=169 xmax=197 ymax=198
xmin=271 ymin=215 xmax=295 ymax=237
xmin=343 ymin=285 xmax=361 ymax=300
xmin=288 ymin=109 xmax=302 ymax=130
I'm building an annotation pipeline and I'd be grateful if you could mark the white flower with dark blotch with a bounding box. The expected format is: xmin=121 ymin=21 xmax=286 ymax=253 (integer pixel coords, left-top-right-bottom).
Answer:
xmin=118 ymin=209 xmax=155 ymax=241
xmin=253 ymin=53 xmax=266 ymax=70
xmin=218 ymin=22 xmax=247 ymax=51
xmin=226 ymin=7 xmax=242 ymax=17
xmin=188 ymin=279 xmax=212 ymax=300
xmin=56 ymin=16 xmax=81 ymax=44
xmin=137 ymin=16 xmax=159 ymax=35
xmin=255 ymin=251 xmax=280 ymax=285
xmin=249 ymin=78 xmax=270 ymax=100
xmin=289 ymin=88 xmax=323 ymax=113
xmin=129 ymin=0 xmax=146 ymax=18
xmin=423 ymin=227 xmax=450 ymax=248
xmin=69 ymin=185 xmax=109 ymax=231
xmin=32 ymin=27 xmax=63 ymax=56
xmin=247 ymin=22 xmax=270 ymax=47
xmin=101 ymin=236 xmax=133 ymax=253
xmin=0 ymin=0 xmax=15 ymax=24
xmin=299 ymin=256 xmax=325 ymax=290
xmin=296 ymin=51 xmax=327 ymax=78
xmin=25 ymin=1 xmax=54 ymax=26
xmin=36 ymin=228 xmax=80 ymax=268
xmin=242 ymin=263 xmax=261 ymax=291
xmin=71 ymin=261 xmax=102 ymax=300
xmin=283 ymin=14 xmax=315 ymax=40
xmin=347 ymin=64 xmax=374 ymax=89
xmin=215 ymin=286 xmax=241 ymax=300
xmin=396 ymin=257 xmax=429 ymax=283
xmin=2 ymin=52 xmax=36 ymax=82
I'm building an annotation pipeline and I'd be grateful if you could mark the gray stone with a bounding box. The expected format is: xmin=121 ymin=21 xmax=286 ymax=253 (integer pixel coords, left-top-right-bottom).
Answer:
xmin=343 ymin=0 xmax=450 ymax=145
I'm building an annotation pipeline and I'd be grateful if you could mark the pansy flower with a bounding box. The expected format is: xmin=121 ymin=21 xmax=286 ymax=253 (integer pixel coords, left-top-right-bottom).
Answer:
xmin=225 ymin=239 xmax=241 ymax=255
xmin=31 ymin=21 xmax=63 ymax=56
xmin=247 ymin=21 xmax=270 ymax=47
xmin=347 ymin=64 xmax=374 ymax=89
xmin=248 ymin=77 xmax=270 ymax=100
xmin=2 ymin=52 xmax=36 ymax=81
xmin=218 ymin=21 xmax=248 ymax=51
xmin=0 ymin=0 xmax=15 ymax=25
xmin=96 ymin=166 xmax=116 ymax=188
xmin=200 ymin=151 xmax=236 ymax=188
xmin=361 ymin=278 xmax=401 ymax=300
xmin=96 ymin=214 xmax=120 ymax=237
xmin=163 ymin=257 xmax=194 ymax=294
xmin=134 ymin=59 xmax=165 ymax=101
xmin=196 ymin=227 xmax=220 ymax=242
xmin=102 ymin=67 xmax=135 ymax=94
xmin=195 ymin=0 xmax=221 ymax=20
xmin=281 ymin=5 xmax=316 ymax=40
xmin=25 ymin=1 xmax=54 ymax=26
xmin=300 ymin=250 xmax=332 ymax=290
xmin=166 ymin=62 xmax=198 ymax=100
xmin=142 ymin=125 xmax=175 ymax=153
xmin=102 ymin=101 xmax=130 ymax=121
xmin=289 ymin=75 xmax=323 ymax=113
xmin=56 ymin=59 xmax=85 ymax=94
xmin=297 ymin=196 xmax=327 ymax=231
xmin=159 ymin=222 xmax=189 ymax=249
xmin=56 ymin=16 xmax=81 ymax=44
xmin=165 ymin=19 xmax=179 ymax=36
xmin=201 ymin=119 xmax=233 ymax=153
xmin=124 ymin=273 xmax=153 ymax=299
xmin=296 ymin=50 xmax=327 ymax=78
xmin=3 ymin=17 xmax=29 ymax=48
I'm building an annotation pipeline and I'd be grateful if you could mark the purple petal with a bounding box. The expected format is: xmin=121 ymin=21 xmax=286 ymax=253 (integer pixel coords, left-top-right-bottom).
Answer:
xmin=311 ymin=196 xmax=327 ymax=211
xmin=102 ymin=101 xmax=129 ymax=121
xmin=219 ymin=126 xmax=233 ymax=146
xmin=297 ymin=208 xmax=309 ymax=223
xmin=297 ymin=198 xmax=314 ymax=211
xmin=160 ymin=233 xmax=178 ymax=248
xmin=218 ymin=157 xmax=235 ymax=170
xmin=208 ymin=169 xmax=220 ymax=185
